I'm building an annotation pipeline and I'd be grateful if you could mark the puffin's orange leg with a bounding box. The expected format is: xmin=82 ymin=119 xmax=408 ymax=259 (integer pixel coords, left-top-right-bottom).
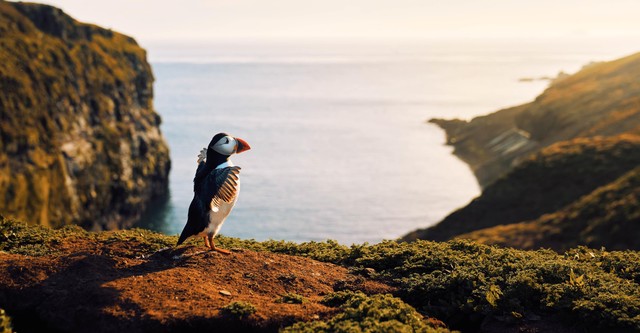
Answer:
xmin=203 ymin=236 xmax=211 ymax=248
xmin=208 ymin=234 xmax=231 ymax=255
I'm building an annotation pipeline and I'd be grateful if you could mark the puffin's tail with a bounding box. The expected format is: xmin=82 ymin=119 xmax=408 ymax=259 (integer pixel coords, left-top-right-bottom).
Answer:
xmin=177 ymin=199 xmax=200 ymax=246
xmin=176 ymin=228 xmax=190 ymax=246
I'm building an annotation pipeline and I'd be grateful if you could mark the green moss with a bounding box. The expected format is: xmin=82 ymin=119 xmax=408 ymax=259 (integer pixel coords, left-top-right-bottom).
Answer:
xmin=216 ymin=237 xmax=352 ymax=264
xmin=277 ymin=293 xmax=306 ymax=304
xmin=221 ymin=301 xmax=256 ymax=319
xmin=94 ymin=228 xmax=176 ymax=254
xmin=0 ymin=215 xmax=86 ymax=256
xmin=283 ymin=292 xmax=452 ymax=333
xmin=0 ymin=215 xmax=172 ymax=257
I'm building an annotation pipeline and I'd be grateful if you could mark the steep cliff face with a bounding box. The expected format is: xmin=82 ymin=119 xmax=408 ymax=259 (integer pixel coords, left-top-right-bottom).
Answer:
xmin=433 ymin=52 xmax=640 ymax=188
xmin=0 ymin=1 xmax=170 ymax=230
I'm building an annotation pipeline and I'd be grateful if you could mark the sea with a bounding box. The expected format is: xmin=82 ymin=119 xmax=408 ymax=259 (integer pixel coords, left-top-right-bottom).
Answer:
xmin=137 ymin=37 xmax=640 ymax=244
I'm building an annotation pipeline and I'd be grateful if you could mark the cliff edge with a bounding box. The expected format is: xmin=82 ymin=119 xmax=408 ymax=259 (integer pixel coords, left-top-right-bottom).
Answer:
xmin=432 ymin=52 xmax=640 ymax=188
xmin=0 ymin=1 xmax=170 ymax=230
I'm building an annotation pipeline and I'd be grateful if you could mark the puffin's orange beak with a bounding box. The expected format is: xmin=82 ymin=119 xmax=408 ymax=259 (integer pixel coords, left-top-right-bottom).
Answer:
xmin=235 ymin=137 xmax=251 ymax=154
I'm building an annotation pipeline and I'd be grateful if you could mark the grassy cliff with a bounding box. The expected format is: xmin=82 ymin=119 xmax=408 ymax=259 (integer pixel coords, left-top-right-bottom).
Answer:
xmin=433 ymin=52 xmax=640 ymax=188
xmin=2 ymin=216 xmax=640 ymax=332
xmin=0 ymin=1 xmax=170 ymax=230
xmin=458 ymin=165 xmax=640 ymax=251
xmin=403 ymin=135 xmax=640 ymax=250
xmin=406 ymin=50 xmax=640 ymax=252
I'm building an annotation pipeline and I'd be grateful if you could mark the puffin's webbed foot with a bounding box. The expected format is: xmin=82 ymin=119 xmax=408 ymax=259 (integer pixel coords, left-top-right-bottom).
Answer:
xmin=208 ymin=234 xmax=231 ymax=255
xmin=212 ymin=245 xmax=231 ymax=255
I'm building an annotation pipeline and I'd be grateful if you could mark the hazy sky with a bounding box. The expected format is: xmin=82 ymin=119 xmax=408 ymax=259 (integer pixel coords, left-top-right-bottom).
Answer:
xmin=33 ymin=0 xmax=640 ymax=43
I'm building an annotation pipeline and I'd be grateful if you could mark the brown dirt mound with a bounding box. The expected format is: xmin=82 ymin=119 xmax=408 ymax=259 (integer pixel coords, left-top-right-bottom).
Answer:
xmin=0 ymin=238 xmax=393 ymax=333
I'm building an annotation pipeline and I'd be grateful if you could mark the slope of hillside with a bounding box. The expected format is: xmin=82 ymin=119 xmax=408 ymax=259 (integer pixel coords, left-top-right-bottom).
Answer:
xmin=2 ymin=217 xmax=640 ymax=332
xmin=433 ymin=52 xmax=640 ymax=188
xmin=458 ymin=166 xmax=640 ymax=251
xmin=0 ymin=1 xmax=170 ymax=230
xmin=403 ymin=135 xmax=640 ymax=245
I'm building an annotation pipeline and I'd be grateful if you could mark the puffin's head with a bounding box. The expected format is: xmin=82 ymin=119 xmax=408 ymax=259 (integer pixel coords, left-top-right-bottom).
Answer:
xmin=208 ymin=133 xmax=251 ymax=156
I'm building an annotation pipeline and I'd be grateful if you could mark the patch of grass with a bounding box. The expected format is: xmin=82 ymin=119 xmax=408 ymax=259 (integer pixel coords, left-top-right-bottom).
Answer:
xmin=216 ymin=237 xmax=352 ymax=264
xmin=0 ymin=215 xmax=175 ymax=257
xmin=283 ymin=292 xmax=452 ymax=333
xmin=277 ymin=293 xmax=305 ymax=304
xmin=277 ymin=273 xmax=298 ymax=286
xmin=95 ymin=228 xmax=176 ymax=255
xmin=0 ymin=215 xmax=86 ymax=256
xmin=220 ymin=301 xmax=256 ymax=319
xmin=321 ymin=291 xmax=361 ymax=307
xmin=350 ymin=240 xmax=640 ymax=332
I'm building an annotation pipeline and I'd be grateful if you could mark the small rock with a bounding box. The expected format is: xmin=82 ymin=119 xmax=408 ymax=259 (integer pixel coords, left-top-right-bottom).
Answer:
xmin=219 ymin=290 xmax=232 ymax=296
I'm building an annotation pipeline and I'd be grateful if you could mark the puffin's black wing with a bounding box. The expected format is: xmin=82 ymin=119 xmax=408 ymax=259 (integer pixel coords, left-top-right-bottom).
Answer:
xmin=176 ymin=166 xmax=241 ymax=246
xmin=198 ymin=166 xmax=241 ymax=213
xmin=177 ymin=198 xmax=207 ymax=245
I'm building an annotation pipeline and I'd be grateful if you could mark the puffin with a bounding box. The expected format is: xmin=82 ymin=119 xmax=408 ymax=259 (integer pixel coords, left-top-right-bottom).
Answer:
xmin=176 ymin=133 xmax=251 ymax=254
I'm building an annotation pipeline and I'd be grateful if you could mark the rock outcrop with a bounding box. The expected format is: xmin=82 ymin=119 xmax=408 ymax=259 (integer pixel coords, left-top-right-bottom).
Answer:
xmin=0 ymin=1 xmax=170 ymax=230
xmin=432 ymin=52 xmax=640 ymax=188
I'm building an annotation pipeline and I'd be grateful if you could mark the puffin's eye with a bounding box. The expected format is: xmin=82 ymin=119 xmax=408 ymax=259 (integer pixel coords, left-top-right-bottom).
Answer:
xmin=225 ymin=138 xmax=230 ymax=144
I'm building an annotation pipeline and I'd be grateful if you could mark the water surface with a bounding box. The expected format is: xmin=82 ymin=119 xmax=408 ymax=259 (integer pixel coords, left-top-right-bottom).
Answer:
xmin=138 ymin=38 xmax=640 ymax=244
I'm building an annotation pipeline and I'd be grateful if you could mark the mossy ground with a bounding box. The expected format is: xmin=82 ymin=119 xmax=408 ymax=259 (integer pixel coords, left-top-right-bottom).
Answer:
xmin=221 ymin=301 xmax=258 ymax=319
xmin=2 ymin=216 xmax=640 ymax=332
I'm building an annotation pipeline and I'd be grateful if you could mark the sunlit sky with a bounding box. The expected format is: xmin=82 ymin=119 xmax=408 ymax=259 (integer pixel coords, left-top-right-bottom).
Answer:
xmin=28 ymin=0 xmax=640 ymax=43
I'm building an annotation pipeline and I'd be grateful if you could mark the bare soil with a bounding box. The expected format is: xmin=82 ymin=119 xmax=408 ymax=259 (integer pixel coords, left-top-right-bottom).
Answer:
xmin=0 ymin=237 xmax=393 ymax=333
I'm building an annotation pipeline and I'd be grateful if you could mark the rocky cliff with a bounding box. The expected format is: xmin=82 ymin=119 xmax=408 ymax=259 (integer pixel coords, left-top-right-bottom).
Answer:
xmin=432 ymin=51 xmax=640 ymax=188
xmin=0 ymin=1 xmax=170 ymax=230
xmin=403 ymin=135 xmax=640 ymax=250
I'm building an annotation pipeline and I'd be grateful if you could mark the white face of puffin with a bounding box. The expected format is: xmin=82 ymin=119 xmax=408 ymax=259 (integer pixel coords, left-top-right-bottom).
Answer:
xmin=211 ymin=135 xmax=238 ymax=155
